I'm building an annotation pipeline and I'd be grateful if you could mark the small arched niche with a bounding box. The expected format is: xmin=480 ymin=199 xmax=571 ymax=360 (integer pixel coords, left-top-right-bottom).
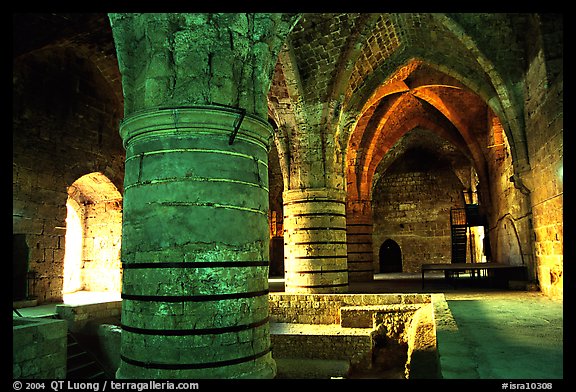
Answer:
xmin=379 ymin=239 xmax=402 ymax=273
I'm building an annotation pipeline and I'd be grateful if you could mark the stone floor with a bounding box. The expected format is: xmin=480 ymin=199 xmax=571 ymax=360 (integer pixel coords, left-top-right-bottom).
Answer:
xmin=15 ymin=272 xmax=563 ymax=380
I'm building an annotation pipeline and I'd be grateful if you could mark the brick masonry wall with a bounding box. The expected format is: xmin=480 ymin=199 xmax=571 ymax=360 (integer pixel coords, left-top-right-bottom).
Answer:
xmin=484 ymin=117 xmax=534 ymax=272
xmin=13 ymin=46 xmax=124 ymax=303
xmin=483 ymin=24 xmax=563 ymax=298
xmin=372 ymin=159 xmax=466 ymax=273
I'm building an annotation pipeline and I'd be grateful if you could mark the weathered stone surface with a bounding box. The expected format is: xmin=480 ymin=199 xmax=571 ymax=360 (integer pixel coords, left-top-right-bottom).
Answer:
xmin=13 ymin=318 xmax=67 ymax=379
xmin=109 ymin=13 xmax=299 ymax=118
xmin=275 ymin=358 xmax=350 ymax=379
xmin=12 ymin=14 xmax=563 ymax=382
xmin=116 ymin=106 xmax=276 ymax=379
xmin=268 ymin=293 xmax=437 ymax=378
xmin=283 ymin=188 xmax=348 ymax=293
xmin=404 ymin=303 xmax=440 ymax=378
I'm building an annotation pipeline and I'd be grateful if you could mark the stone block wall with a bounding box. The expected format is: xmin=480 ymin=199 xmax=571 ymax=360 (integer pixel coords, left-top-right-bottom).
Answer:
xmin=484 ymin=114 xmax=534 ymax=274
xmin=56 ymin=301 xmax=122 ymax=334
xmin=372 ymin=162 xmax=466 ymax=273
xmin=270 ymin=323 xmax=374 ymax=368
xmin=13 ymin=317 xmax=67 ymax=379
xmin=13 ymin=45 xmax=124 ymax=303
xmin=523 ymin=35 xmax=563 ymax=298
xmin=269 ymin=293 xmax=431 ymax=325
xmin=82 ymin=200 xmax=123 ymax=293
xmin=482 ymin=16 xmax=563 ymax=299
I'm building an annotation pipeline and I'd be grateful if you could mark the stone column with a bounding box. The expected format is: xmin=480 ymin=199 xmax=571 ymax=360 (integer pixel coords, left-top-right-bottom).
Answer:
xmin=108 ymin=12 xmax=299 ymax=379
xmin=283 ymin=188 xmax=348 ymax=293
xmin=346 ymin=199 xmax=374 ymax=281
xmin=118 ymin=106 xmax=275 ymax=379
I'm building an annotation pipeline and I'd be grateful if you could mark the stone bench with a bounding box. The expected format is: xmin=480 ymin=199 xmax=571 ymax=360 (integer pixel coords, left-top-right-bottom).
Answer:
xmin=421 ymin=262 xmax=528 ymax=289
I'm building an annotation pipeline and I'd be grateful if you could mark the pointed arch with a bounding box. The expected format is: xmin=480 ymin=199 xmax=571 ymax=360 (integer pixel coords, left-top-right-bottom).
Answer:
xmin=431 ymin=13 xmax=530 ymax=174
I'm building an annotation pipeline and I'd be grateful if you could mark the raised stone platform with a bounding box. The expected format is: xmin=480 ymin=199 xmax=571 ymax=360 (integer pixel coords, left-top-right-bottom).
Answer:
xmin=340 ymin=303 xmax=422 ymax=329
xmin=51 ymin=292 xmax=442 ymax=379
xmin=268 ymin=293 xmax=439 ymax=378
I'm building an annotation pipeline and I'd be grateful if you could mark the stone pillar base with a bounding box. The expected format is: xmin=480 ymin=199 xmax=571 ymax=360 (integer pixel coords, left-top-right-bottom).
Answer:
xmin=283 ymin=188 xmax=348 ymax=293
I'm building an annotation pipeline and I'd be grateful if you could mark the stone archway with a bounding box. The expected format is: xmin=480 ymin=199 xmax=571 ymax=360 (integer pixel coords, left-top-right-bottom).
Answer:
xmin=63 ymin=172 xmax=123 ymax=296
xmin=379 ymin=239 xmax=402 ymax=273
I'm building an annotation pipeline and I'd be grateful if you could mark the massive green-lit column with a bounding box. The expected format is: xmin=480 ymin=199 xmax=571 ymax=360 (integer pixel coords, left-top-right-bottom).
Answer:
xmin=108 ymin=13 xmax=299 ymax=379
xmin=119 ymin=107 xmax=274 ymax=378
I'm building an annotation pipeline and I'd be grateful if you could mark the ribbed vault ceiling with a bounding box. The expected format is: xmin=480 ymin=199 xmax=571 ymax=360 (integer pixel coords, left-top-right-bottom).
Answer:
xmin=13 ymin=12 xmax=540 ymax=198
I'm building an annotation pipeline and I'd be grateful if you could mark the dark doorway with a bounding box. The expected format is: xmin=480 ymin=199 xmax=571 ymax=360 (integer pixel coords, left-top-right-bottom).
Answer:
xmin=13 ymin=234 xmax=29 ymax=300
xmin=269 ymin=236 xmax=285 ymax=277
xmin=379 ymin=239 xmax=402 ymax=273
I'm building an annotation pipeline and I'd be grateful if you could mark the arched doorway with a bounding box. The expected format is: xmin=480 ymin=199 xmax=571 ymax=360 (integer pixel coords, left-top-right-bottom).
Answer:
xmin=63 ymin=172 xmax=123 ymax=297
xmin=379 ymin=239 xmax=402 ymax=273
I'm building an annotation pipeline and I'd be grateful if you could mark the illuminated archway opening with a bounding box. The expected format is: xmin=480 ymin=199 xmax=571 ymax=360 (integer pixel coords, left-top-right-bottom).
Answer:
xmin=63 ymin=172 xmax=123 ymax=299
xmin=63 ymin=198 xmax=83 ymax=293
